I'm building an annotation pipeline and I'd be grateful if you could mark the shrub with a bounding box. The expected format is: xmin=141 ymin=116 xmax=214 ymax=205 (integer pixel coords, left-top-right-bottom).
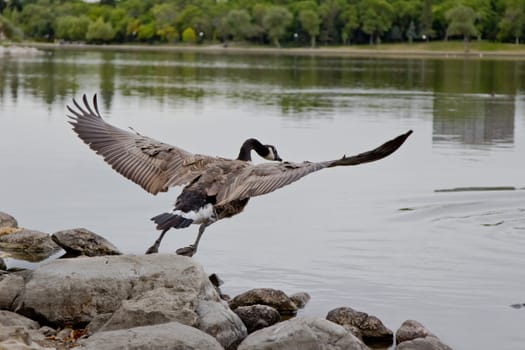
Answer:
xmin=182 ymin=27 xmax=196 ymax=43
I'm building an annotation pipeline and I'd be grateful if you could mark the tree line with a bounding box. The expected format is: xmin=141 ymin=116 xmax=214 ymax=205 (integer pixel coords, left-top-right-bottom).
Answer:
xmin=0 ymin=0 xmax=524 ymax=47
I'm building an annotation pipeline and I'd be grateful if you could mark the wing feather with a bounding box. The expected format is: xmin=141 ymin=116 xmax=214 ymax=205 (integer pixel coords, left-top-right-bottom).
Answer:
xmin=216 ymin=130 xmax=412 ymax=204
xmin=67 ymin=94 xmax=215 ymax=194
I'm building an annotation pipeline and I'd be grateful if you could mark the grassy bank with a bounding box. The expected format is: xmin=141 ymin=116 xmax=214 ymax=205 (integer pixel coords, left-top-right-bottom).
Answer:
xmin=12 ymin=40 xmax=525 ymax=59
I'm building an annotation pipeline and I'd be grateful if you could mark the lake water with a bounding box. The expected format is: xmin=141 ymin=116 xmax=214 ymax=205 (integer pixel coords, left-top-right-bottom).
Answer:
xmin=1 ymin=49 xmax=525 ymax=349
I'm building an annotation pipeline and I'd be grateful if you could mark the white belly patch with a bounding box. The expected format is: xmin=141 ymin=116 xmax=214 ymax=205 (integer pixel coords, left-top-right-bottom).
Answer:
xmin=172 ymin=204 xmax=215 ymax=224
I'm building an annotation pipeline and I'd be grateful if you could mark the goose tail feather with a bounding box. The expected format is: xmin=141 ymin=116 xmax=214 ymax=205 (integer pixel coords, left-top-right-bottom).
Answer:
xmin=151 ymin=213 xmax=193 ymax=230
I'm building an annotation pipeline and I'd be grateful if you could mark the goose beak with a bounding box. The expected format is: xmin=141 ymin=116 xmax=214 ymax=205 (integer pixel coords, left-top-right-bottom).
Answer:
xmin=275 ymin=156 xmax=282 ymax=162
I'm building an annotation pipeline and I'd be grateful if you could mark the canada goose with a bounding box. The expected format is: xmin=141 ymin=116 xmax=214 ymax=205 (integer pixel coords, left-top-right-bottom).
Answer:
xmin=67 ymin=94 xmax=412 ymax=256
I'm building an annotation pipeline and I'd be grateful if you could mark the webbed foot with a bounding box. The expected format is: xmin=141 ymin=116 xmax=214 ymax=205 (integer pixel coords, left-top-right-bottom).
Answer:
xmin=145 ymin=245 xmax=158 ymax=255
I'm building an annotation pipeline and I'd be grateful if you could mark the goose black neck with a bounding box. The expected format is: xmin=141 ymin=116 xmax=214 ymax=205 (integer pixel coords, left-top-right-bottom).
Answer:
xmin=237 ymin=138 xmax=268 ymax=161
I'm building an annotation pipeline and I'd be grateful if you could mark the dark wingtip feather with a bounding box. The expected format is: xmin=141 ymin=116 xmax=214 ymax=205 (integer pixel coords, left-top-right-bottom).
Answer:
xmin=328 ymin=129 xmax=413 ymax=167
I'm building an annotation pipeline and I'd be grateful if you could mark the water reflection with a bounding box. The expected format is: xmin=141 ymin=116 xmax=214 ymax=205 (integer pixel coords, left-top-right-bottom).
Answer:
xmin=433 ymin=94 xmax=515 ymax=146
xmin=0 ymin=50 xmax=524 ymax=146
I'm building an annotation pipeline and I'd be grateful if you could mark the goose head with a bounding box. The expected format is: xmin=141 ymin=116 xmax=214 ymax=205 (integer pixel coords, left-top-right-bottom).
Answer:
xmin=237 ymin=138 xmax=282 ymax=162
xmin=262 ymin=144 xmax=282 ymax=161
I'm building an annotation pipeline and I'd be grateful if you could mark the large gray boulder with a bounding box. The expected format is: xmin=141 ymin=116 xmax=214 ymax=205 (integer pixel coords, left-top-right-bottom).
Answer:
xmin=238 ymin=317 xmax=370 ymax=350
xmin=0 ymin=212 xmax=18 ymax=228
xmin=229 ymin=288 xmax=298 ymax=316
xmin=78 ymin=322 xmax=224 ymax=350
xmin=326 ymin=306 xmax=393 ymax=346
xmin=395 ymin=320 xmax=452 ymax=350
xmin=51 ymin=228 xmax=121 ymax=257
xmin=13 ymin=254 xmax=218 ymax=326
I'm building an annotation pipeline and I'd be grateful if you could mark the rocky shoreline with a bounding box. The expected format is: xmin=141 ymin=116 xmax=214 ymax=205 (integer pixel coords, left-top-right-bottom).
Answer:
xmin=0 ymin=211 xmax=452 ymax=350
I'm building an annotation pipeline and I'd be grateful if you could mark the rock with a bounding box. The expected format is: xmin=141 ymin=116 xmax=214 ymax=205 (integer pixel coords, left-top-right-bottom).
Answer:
xmin=233 ymin=304 xmax=281 ymax=333
xmin=290 ymin=292 xmax=311 ymax=309
xmin=197 ymin=300 xmax=247 ymax=350
xmin=395 ymin=320 xmax=452 ymax=350
xmin=0 ymin=273 xmax=25 ymax=310
xmin=229 ymin=288 xmax=298 ymax=316
xmin=0 ymin=257 xmax=6 ymax=270
xmin=100 ymin=287 xmax=200 ymax=331
xmin=51 ymin=228 xmax=121 ymax=257
xmin=85 ymin=313 xmax=112 ymax=335
xmin=326 ymin=306 xmax=393 ymax=346
xmin=396 ymin=336 xmax=453 ymax=350
xmin=0 ymin=229 xmax=59 ymax=253
xmin=395 ymin=320 xmax=436 ymax=343
xmin=0 ymin=311 xmax=39 ymax=330
xmin=238 ymin=317 xmax=369 ymax=350
xmin=56 ymin=327 xmax=73 ymax=341
xmin=0 ymin=326 xmax=54 ymax=350
xmin=14 ymin=254 xmax=218 ymax=327
xmin=12 ymin=253 xmax=246 ymax=347
xmin=0 ymin=212 xmax=18 ymax=228
xmin=37 ymin=326 xmax=56 ymax=337
xmin=89 ymin=275 xmax=246 ymax=348
xmin=209 ymin=273 xmax=230 ymax=301
xmin=78 ymin=322 xmax=223 ymax=350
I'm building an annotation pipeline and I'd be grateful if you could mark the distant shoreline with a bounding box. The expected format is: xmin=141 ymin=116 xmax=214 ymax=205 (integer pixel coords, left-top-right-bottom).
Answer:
xmin=12 ymin=41 xmax=525 ymax=60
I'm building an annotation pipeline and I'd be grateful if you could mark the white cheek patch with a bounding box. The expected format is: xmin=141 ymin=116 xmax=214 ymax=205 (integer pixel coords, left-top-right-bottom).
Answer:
xmin=264 ymin=148 xmax=275 ymax=160
xmin=172 ymin=204 xmax=214 ymax=224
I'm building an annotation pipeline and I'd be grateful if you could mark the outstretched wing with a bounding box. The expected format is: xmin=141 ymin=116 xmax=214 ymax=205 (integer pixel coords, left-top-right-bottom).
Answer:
xmin=216 ymin=130 xmax=412 ymax=204
xmin=67 ymin=94 xmax=215 ymax=195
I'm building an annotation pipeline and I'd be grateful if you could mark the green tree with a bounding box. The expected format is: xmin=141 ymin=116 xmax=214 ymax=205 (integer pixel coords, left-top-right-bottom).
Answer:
xmin=251 ymin=3 xmax=269 ymax=44
xmin=136 ymin=22 xmax=155 ymax=42
xmin=299 ymin=9 xmax=320 ymax=47
xmin=391 ymin=0 xmax=422 ymax=40
xmin=122 ymin=0 xmax=150 ymax=19
xmin=177 ymin=5 xmax=208 ymax=36
xmin=151 ymin=3 xmax=178 ymax=42
xmin=340 ymin=5 xmax=359 ymax=44
xmin=420 ymin=0 xmax=434 ymax=40
xmin=319 ymin=0 xmax=345 ymax=44
xmin=263 ymin=6 xmax=292 ymax=48
xmin=108 ymin=8 xmax=130 ymax=42
xmin=18 ymin=2 xmax=55 ymax=41
xmin=359 ymin=0 xmax=395 ymax=44
xmin=0 ymin=15 xmax=23 ymax=41
xmin=222 ymin=9 xmax=253 ymax=42
xmin=86 ymin=17 xmax=115 ymax=43
xmin=446 ymin=5 xmax=478 ymax=52
xmin=55 ymin=16 xmax=90 ymax=42
xmin=182 ymin=27 xmax=196 ymax=43
xmin=464 ymin=0 xmax=497 ymax=40
xmin=498 ymin=0 xmax=525 ymax=44
xmin=390 ymin=25 xmax=403 ymax=41
xmin=406 ymin=19 xmax=417 ymax=43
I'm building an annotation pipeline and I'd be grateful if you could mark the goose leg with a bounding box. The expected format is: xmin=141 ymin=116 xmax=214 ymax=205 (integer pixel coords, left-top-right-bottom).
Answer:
xmin=145 ymin=228 xmax=169 ymax=254
xmin=176 ymin=223 xmax=209 ymax=257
